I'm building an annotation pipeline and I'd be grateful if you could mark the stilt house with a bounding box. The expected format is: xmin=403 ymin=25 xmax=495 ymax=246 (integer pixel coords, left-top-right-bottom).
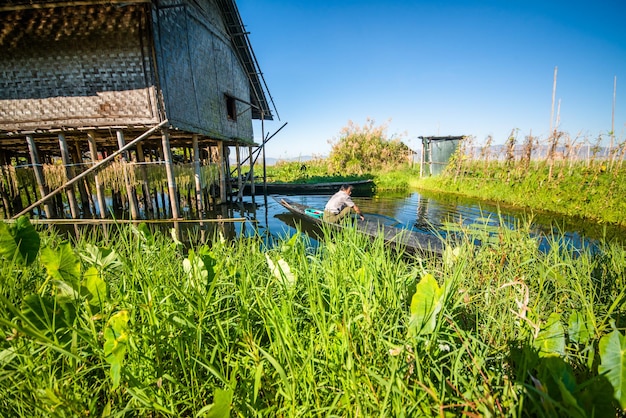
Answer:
xmin=0 ymin=0 xmax=275 ymax=220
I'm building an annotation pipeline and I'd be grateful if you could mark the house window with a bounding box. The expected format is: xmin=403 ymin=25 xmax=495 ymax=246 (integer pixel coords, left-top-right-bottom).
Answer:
xmin=226 ymin=95 xmax=237 ymax=121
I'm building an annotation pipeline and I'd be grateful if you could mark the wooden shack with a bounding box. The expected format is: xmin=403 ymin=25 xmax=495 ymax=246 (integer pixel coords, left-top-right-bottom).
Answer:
xmin=0 ymin=0 xmax=276 ymax=220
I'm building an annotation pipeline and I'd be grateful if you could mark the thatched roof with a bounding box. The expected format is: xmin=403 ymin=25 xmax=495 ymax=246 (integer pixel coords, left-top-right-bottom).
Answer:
xmin=0 ymin=0 xmax=276 ymax=121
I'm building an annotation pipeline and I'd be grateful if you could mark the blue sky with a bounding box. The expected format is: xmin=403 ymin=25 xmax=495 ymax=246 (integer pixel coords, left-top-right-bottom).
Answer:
xmin=238 ymin=0 xmax=626 ymax=159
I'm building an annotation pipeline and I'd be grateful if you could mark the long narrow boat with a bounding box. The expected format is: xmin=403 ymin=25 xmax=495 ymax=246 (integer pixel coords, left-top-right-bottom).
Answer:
xmin=235 ymin=179 xmax=375 ymax=196
xmin=277 ymin=197 xmax=444 ymax=256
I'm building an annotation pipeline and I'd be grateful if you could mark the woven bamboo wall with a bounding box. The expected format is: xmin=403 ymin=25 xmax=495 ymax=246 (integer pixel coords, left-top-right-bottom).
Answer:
xmin=0 ymin=4 xmax=160 ymax=132
xmin=154 ymin=0 xmax=253 ymax=141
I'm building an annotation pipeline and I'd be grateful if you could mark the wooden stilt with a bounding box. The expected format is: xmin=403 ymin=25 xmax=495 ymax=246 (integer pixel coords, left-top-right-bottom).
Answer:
xmin=153 ymin=186 xmax=160 ymax=217
xmin=218 ymin=141 xmax=227 ymax=203
xmin=159 ymin=184 xmax=167 ymax=218
xmin=0 ymin=152 xmax=13 ymax=217
xmin=14 ymin=121 xmax=167 ymax=220
xmin=192 ymin=134 xmax=204 ymax=219
xmin=225 ymin=147 xmax=232 ymax=202
xmin=161 ymin=128 xmax=180 ymax=219
xmin=4 ymin=155 xmax=22 ymax=214
xmin=21 ymin=184 xmax=32 ymax=210
xmin=249 ymin=145 xmax=255 ymax=197
xmin=58 ymin=133 xmax=80 ymax=218
xmin=87 ymin=131 xmax=107 ymax=218
xmin=26 ymin=135 xmax=53 ymax=218
xmin=71 ymin=143 xmax=92 ymax=217
xmin=136 ymin=143 xmax=154 ymax=218
xmin=235 ymin=143 xmax=242 ymax=201
xmin=116 ymin=130 xmax=139 ymax=219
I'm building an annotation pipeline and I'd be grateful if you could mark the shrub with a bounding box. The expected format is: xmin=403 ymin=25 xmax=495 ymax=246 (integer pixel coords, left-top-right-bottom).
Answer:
xmin=328 ymin=118 xmax=410 ymax=174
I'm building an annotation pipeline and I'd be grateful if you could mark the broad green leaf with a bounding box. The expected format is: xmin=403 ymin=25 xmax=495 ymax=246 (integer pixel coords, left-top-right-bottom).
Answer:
xmin=0 ymin=216 xmax=40 ymax=265
xmin=266 ymin=254 xmax=295 ymax=286
xmin=599 ymin=329 xmax=626 ymax=409
xmin=408 ymin=273 xmax=443 ymax=336
xmin=82 ymin=266 xmax=107 ymax=307
xmin=184 ymin=249 xmax=209 ymax=288
xmin=534 ymin=313 xmax=565 ymax=357
xmin=21 ymin=294 xmax=76 ymax=337
xmin=104 ymin=310 xmax=130 ymax=389
xmin=80 ymin=243 xmax=122 ymax=276
xmin=568 ymin=311 xmax=591 ymax=345
xmin=280 ymin=233 xmax=300 ymax=254
xmin=443 ymin=246 xmax=461 ymax=268
xmin=537 ymin=357 xmax=585 ymax=417
xmin=170 ymin=228 xmax=183 ymax=246
xmin=0 ymin=347 xmax=16 ymax=367
xmin=134 ymin=222 xmax=153 ymax=243
xmin=52 ymin=279 xmax=79 ymax=301
xmin=196 ymin=387 xmax=233 ymax=418
xmin=104 ymin=310 xmax=130 ymax=358
xmin=41 ymin=243 xmax=81 ymax=289
xmin=197 ymin=247 xmax=216 ymax=284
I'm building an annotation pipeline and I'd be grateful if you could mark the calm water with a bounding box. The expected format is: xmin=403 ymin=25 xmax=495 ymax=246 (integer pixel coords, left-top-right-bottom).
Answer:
xmin=222 ymin=190 xmax=626 ymax=252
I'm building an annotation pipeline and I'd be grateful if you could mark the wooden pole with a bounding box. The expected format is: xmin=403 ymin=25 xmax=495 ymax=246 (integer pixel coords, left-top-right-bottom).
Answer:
xmin=262 ymin=113 xmax=267 ymax=195
xmin=235 ymin=143 xmax=242 ymax=201
xmin=161 ymin=128 xmax=180 ymax=219
xmin=192 ymin=134 xmax=203 ymax=218
xmin=218 ymin=141 xmax=227 ymax=203
xmin=13 ymin=120 xmax=168 ymax=219
xmin=429 ymin=139 xmax=434 ymax=176
xmin=116 ymin=130 xmax=140 ymax=219
xmin=612 ymin=75 xmax=616 ymax=148
xmin=136 ymin=142 xmax=154 ymax=218
xmin=25 ymin=135 xmax=53 ymax=218
xmin=550 ymin=66 xmax=558 ymax=135
xmin=87 ymin=131 xmax=107 ymax=219
xmin=58 ymin=133 xmax=79 ymax=218
xmin=0 ymin=152 xmax=13 ymax=217
xmin=71 ymin=142 xmax=93 ymax=217
xmin=419 ymin=137 xmax=425 ymax=178
xmin=249 ymin=145 xmax=255 ymax=197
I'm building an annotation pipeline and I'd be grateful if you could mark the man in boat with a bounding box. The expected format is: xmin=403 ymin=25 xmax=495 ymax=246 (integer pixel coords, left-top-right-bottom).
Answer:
xmin=323 ymin=184 xmax=365 ymax=223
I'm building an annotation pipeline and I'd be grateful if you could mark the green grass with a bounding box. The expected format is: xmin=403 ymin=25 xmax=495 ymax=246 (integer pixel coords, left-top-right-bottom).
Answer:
xmin=261 ymin=159 xmax=420 ymax=192
xmin=415 ymin=160 xmax=626 ymax=227
xmin=261 ymin=158 xmax=372 ymax=184
xmin=1 ymin=217 xmax=626 ymax=416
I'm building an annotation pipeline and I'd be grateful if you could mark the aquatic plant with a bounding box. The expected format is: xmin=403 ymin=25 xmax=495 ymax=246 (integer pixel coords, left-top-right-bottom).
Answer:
xmin=0 ymin=217 xmax=625 ymax=416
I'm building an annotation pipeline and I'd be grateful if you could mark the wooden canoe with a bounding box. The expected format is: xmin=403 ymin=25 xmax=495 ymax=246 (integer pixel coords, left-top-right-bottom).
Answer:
xmin=277 ymin=197 xmax=444 ymax=256
xmin=234 ymin=179 xmax=375 ymax=196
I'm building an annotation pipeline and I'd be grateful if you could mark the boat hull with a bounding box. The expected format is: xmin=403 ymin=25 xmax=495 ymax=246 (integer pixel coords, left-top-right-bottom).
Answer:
xmin=234 ymin=179 xmax=375 ymax=196
xmin=276 ymin=197 xmax=443 ymax=256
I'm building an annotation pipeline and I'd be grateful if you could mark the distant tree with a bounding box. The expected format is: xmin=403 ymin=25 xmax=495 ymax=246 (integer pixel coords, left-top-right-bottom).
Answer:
xmin=327 ymin=118 xmax=409 ymax=174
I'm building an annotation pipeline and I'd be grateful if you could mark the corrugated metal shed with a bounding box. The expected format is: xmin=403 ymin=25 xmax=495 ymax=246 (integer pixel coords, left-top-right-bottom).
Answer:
xmin=419 ymin=136 xmax=464 ymax=176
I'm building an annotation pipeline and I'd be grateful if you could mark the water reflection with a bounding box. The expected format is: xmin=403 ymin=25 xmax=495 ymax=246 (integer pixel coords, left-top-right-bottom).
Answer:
xmin=57 ymin=191 xmax=626 ymax=252
xmin=260 ymin=191 xmax=625 ymax=252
